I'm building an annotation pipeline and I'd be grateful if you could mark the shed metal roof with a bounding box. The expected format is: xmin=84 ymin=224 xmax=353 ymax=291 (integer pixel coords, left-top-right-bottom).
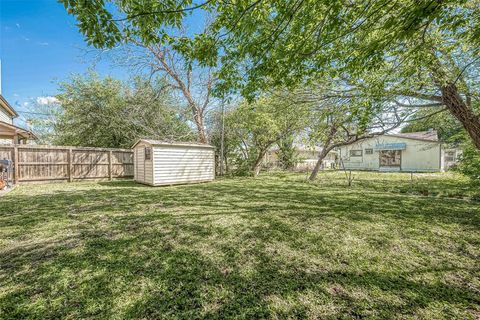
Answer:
xmin=132 ymin=139 xmax=214 ymax=149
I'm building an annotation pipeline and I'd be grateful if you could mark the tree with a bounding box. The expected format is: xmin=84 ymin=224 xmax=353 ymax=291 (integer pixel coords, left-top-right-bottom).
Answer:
xmin=60 ymin=0 xmax=480 ymax=149
xmin=270 ymin=79 xmax=414 ymax=180
xmin=306 ymin=97 xmax=410 ymax=181
xmin=277 ymin=135 xmax=298 ymax=170
xmin=225 ymin=93 xmax=310 ymax=176
xmin=53 ymin=72 xmax=193 ymax=148
xmin=27 ymin=99 xmax=62 ymax=145
xmin=113 ymin=35 xmax=217 ymax=143
xmin=401 ymin=108 xmax=465 ymax=144
xmin=456 ymin=141 xmax=480 ymax=184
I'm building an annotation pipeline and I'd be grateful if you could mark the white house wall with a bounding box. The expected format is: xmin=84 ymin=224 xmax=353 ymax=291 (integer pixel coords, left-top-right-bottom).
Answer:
xmin=339 ymin=136 xmax=441 ymax=172
xmin=0 ymin=135 xmax=13 ymax=145
xmin=0 ymin=107 xmax=12 ymax=124
xmin=152 ymin=145 xmax=214 ymax=185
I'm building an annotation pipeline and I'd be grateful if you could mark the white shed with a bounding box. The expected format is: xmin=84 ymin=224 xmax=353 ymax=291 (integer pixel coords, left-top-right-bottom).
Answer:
xmin=132 ymin=139 xmax=215 ymax=186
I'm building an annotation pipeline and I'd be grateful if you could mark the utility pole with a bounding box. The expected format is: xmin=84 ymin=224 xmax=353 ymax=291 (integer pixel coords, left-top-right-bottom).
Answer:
xmin=220 ymin=98 xmax=225 ymax=175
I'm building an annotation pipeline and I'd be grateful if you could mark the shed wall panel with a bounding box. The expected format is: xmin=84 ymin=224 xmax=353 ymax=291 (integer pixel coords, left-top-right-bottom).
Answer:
xmin=152 ymin=146 xmax=214 ymax=185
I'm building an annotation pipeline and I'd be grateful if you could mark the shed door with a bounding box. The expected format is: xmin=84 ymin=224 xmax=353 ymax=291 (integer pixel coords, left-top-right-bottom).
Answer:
xmin=379 ymin=150 xmax=401 ymax=167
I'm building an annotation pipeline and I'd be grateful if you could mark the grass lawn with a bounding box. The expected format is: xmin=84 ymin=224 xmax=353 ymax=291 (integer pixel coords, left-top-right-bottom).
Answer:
xmin=1 ymin=172 xmax=479 ymax=319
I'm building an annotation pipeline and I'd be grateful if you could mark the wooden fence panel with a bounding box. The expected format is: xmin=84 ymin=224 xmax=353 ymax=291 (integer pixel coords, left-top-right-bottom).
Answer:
xmin=0 ymin=144 xmax=134 ymax=183
xmin=0 ymin=146 xmax=13 ymax=161
xmin=18 ymin=147 xmax=69 ymax=181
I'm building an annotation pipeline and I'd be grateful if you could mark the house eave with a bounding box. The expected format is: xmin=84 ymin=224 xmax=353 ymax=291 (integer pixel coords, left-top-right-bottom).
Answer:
xmin=0 ymin=95 xmax=19 ymax=118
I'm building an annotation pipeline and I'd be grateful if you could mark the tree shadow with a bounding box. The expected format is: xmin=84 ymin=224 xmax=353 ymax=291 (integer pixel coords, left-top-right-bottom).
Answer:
xmin=1 ymin=176 xmax=479 ymax=318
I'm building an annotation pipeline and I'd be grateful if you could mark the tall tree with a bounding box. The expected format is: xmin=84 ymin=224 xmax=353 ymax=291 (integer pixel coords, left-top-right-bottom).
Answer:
xmin=292 ymin=82 xmax=411 ymax=180
xmin=114 ymin=34 xmax=216 ymax=143
xmin=53 ymin=73 xmax=193 ymax=148
xmin=60 ymin=0 xmax=480 ymax=149
xmin=225 ymin=93 xmax=310 ymax=176
xmin=401 ymin=108 xmax=465 ymax=144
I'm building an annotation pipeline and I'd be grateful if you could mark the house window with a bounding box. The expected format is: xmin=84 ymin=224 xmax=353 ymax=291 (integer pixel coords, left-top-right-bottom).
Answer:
xmin=144 ymin=147 xmax=152 ymax=160
xmin=445 ymin=151 xmax=455 ymax=162
xmin=350 ymin=150 xmax=363 ymax=157
xmin=365 ymin=148 xmax=373 ymax=155
xmin=379 ymin=150 xmax=401 ymax=167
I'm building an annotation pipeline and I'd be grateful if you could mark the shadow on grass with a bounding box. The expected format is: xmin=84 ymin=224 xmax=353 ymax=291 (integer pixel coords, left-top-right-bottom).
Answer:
xmin=1 ymin=176 xmax=479 ymax=318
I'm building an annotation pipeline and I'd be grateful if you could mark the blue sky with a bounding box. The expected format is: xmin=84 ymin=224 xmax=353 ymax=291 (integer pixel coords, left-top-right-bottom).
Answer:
xmin=0 ymin=0 xmax=129 ymax=127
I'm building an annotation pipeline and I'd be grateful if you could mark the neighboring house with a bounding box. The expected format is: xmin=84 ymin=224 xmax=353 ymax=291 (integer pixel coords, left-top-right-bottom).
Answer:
xmin=265 ymin=144 xmax=337 ymax=171
xmin=0 ymin=95 xmax=36 ymax=145
xmin=337 ymin=130 xmax=458 ymax=172
xmin=443 ymin=148 xmax=462 ymax=170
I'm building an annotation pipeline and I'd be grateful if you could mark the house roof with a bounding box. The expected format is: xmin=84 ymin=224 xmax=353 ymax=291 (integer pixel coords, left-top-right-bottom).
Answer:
xmin=0 ymin=95 xmax=18 ymax=118
xmin=132 ymin=139 xmax=214 ymax=149
xmin=270 ymin=143 xmax=338 ymax=154
xmin=0 ymin=121 xmax=37 ymax=140
xmin=388 ymin=130 xmax=439 ymax=142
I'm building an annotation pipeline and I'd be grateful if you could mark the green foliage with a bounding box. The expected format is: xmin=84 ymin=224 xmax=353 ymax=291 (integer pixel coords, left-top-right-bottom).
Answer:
xmin=59 ymin=0 xmax=480 ymax=96
xmin=61 ymin=0 xmax=480 ymax=150
xmin=225 ymin=93 xmax=311 ymax=175
xmin=207 ymin=105 xmax=241 ymax=174
xmin=53 ymin=72 xmax=193 ymax=148
xmin=401 ymin=109 xmax=465 ymax=143
xmin=456 ymin=141 xmax=480 ymax=184
xmin=277 ymin=135 xmax=298 ymax=170
xmin=27 ymin=100 xmax=63 ymax=145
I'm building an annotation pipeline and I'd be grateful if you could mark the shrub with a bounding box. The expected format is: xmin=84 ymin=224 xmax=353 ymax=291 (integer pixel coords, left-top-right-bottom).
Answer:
xmin=456 ymin=141 xmax=480 ymax=184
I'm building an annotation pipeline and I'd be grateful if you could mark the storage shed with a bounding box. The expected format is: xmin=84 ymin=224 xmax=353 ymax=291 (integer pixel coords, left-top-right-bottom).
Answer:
xmin=132 ymin=139 xmax=215 ymax=186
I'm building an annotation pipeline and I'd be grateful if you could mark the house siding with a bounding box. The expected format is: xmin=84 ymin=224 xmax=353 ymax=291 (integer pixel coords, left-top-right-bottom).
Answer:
xmin=0 ymin=135 xmax=13 ymax=145
xmin=152 ymin=145 xmax=214 ymax=185
xmin=339 ymin=135 xmax=441 ymax=172
xmin=0 ymin=107 xmax=13 ymax=124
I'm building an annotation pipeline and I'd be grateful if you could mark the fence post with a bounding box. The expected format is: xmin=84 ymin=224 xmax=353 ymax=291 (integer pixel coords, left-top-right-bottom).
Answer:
xmin=13 ymin=146 xmax=19 ymax=184
xmin=108 ymin=151 xmax=113 ymax=181
xmin=68 ymin=148 xmax=73 ymax=182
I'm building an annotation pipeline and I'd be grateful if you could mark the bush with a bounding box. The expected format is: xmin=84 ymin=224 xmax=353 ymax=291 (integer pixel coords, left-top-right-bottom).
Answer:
xmin=456 ymin=142 xmax=480 ymax=184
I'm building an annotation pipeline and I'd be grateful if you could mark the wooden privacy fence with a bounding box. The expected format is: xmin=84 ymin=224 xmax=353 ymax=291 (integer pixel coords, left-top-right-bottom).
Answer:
xmin=0 ymin=145 xmax=134 ymax=183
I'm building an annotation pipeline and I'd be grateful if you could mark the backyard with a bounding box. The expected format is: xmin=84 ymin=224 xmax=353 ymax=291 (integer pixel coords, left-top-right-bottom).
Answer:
xmin=1 ymin=172 xmax=479 ymax=319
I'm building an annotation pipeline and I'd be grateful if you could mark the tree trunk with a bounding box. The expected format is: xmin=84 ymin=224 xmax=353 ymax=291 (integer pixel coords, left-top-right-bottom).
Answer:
xmin=194 ymin=113 xmax=208 ymax=144
xmin=252 ymin=150 xmax=266 ymax=177
xmin=309 ymin=125 xmax=337 ymax=181
xmin=309 ymin=146 xmax=333 ymax=181
xmin=190 ymin=104 xmax=208 ymax=143
xmin=440 ymin=83 xmax=480 ymax=149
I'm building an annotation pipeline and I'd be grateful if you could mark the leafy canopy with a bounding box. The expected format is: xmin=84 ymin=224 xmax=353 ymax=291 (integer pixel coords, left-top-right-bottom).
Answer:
xmin=54 ymin=72 xmax=193 ymax=148
xmin=59 ymin=0 xmax=480 ymax=97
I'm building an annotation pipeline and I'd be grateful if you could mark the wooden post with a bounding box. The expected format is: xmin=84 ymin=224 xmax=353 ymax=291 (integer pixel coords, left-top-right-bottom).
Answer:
xmin=220 ymin=99 xmax=225 ymax=176
xmin=68 ymin=148 xmax=73 ymax=182
xmin=13 ymin=146 xmax=19 ymax=184
xmin=108 ymin=151 xmax=113 ymax=180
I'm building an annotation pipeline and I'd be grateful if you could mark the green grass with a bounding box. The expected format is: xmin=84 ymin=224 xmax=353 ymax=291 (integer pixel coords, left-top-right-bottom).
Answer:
xmin=1 ymin=172 xmax=479 ymax=319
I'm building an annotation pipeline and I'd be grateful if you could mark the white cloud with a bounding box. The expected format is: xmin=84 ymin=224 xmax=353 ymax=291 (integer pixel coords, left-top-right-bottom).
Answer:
xmin=37 ymin=42 xmax=49 ymax=46
xmin=21 ymin=36 xmax=30 ymax=41
xmin=36 ymin=96 xmax=58 ymax=105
